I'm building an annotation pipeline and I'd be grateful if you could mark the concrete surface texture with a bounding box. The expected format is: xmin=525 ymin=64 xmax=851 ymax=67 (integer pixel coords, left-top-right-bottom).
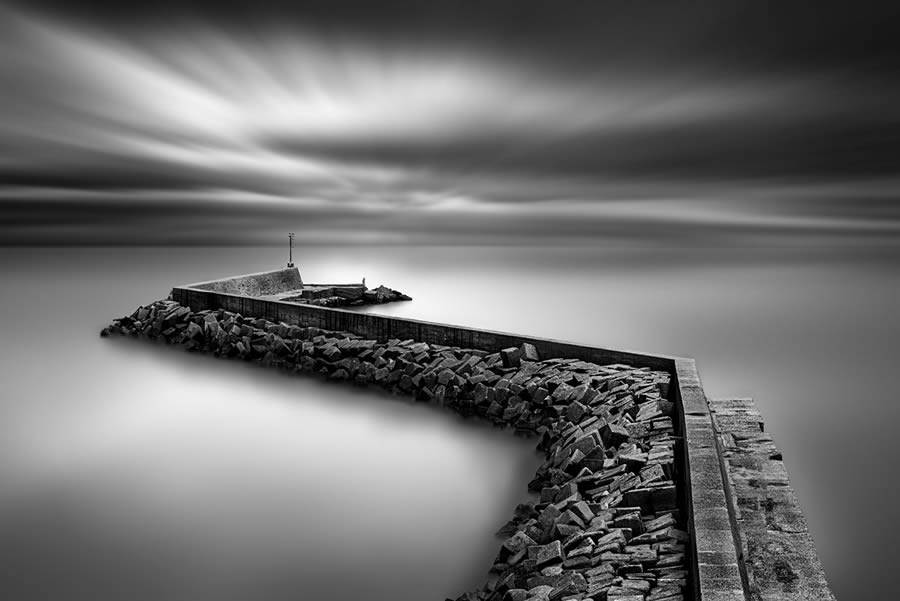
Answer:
xmin=710 ymin=398 xmax=836 ymax=601
xmin=192 ymin=267 xmax=304 ymax=297
xmin=171 ymin=285 xmax=672 ymax=371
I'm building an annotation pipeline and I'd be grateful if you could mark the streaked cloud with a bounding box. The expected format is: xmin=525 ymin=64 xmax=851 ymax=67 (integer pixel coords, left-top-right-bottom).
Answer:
xmin=1 ymin=2 xmax=898 ymax=245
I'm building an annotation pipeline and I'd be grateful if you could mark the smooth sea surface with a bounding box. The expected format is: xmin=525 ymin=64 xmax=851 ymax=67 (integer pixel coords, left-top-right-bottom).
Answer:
xmin=1 ymin=245 xmax=898 ymax=601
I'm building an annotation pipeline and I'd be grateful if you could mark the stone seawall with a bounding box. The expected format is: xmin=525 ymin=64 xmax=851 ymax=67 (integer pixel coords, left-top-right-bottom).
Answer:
xmin=103 ymin=283 xmax=835 ymax=600
xmin=103 ymin=299 xmax=692 ymax=601
xmin=171 ymin=285 xmax=673 ymax=372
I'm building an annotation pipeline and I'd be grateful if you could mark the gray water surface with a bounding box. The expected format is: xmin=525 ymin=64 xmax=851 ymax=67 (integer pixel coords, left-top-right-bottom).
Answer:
xmin=2 ymin=245 xmax=898 ymax=600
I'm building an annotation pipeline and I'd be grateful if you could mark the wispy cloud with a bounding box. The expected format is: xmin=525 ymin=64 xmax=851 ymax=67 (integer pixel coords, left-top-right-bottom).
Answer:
xmin=1 ymin=2 xmax=899 ymax=245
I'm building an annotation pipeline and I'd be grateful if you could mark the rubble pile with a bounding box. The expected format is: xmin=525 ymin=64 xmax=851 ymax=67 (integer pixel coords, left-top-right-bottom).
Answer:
xmin=102 ymin=299 xmax=689 ymax=601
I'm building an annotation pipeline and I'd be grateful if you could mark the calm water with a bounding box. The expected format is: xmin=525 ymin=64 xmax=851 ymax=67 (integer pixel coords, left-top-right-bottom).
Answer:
xmin=2 ymin=246 xmax=898 ymax=600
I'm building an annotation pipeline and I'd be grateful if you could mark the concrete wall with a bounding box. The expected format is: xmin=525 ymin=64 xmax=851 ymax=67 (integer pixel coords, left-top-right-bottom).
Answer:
xmin=172 ymin=285 xmax=673 ymax=372
xmin=710 ymin=398 xmax=836 ymax=601
xmin=675 ymin=359 xmax=746 ymax=601
xmin=189 ymin=267 xmax=303 ymax=297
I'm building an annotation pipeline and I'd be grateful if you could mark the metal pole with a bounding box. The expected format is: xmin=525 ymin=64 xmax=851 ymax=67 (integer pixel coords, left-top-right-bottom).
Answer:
xmin=288 ymin=232 xmax=295 ymax=267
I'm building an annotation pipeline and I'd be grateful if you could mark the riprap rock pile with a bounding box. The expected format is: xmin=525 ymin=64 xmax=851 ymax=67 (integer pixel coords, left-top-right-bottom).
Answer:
xmin=102 ymin=299 xmax=689 ymax=601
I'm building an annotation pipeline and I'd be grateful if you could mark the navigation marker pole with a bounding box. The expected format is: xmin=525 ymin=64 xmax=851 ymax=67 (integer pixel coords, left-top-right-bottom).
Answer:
xmin=287 ymin=232 xmax=295 ymax=268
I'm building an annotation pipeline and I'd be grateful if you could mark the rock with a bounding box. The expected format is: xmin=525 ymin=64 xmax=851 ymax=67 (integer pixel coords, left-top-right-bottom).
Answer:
xmin=499 ymin=531 xmax=537 ymax=563
xmin=525 ymin=585 xmax=553 ymax=600
xmin=540 ymin=565 xmax=564 ymax=577
xmin=529 ymin=540 xmax=563 ymax=568
xmin=438 ymin=368 xmax=457 ymax=387
xmin=520 ymin=343 xmax=540 ymax=362
xmin=566 ymin=402 xmax=588 ymax=423
xmin=538 ymin=504 xmax=562 ymax=530
xmin=600 ymin=421 xmax=631 ymax=447
xmin=553 ymin=482 xmax=578 ymax=503
xmin=185 ymin=321 xmax=203 ymax=340
xmin=622 ymin=488 xmax=653 ymax=513
xmin=643 ymin=513 xmax=675 ymax=533
xmin=398 ymin=373 xmax=414 ymax=392
xmin=525 ymin=570 xmax=585 ymax=592
xmin=647 ymin=585 xmax=682 ymax=600
xmin=474 ymin=382 xmax=489 ymax=404
xmin=618 ymin=449 xmax=648 ymax=472
xmin=162 ymin=305 xmax=191 ymax=327
xmin=501 ymin=590 xmax=528 ymax=601
xmin=322 ymin=345 xmax=342 ymax=362
xmin=606 ymin=588 xmax=646 ymax=601
xmin=386 ymin=368 xmax=403 ymax=386
xmin=651 ymin=485 xmax=678 ymax=512
xmin=640 ymin=463 xmax=666 ymax=485
xmin=595 ymin=529 xmax=627 ymax=551
xmin=501 ymin=347 xmax=522 ymax=368
xmin=547 ymin=581 xmax=579 ymax=601
xmin=532 ymin=387 xmax=550 ymax=405
xmin=569 ymin=501 xmax=594 ymax=524
xmin=613 ymin=511 xmax=643 ymax=536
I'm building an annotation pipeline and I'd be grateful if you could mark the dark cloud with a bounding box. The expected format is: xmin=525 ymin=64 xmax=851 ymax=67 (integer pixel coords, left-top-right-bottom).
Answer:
xmin=266 ymin=105 xmax=900 ymax=182
xmin=3 ymin=186 xmax=899 ymax=248
xmin=15 ymin=1 xmax=900 ymax=74
xmin=1 ymin=1 xmax=899 ymax=245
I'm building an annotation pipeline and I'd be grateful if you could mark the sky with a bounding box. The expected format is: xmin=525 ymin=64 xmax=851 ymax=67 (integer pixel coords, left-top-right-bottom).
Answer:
xmin=1 ymin=1 xmax=899 ymax=246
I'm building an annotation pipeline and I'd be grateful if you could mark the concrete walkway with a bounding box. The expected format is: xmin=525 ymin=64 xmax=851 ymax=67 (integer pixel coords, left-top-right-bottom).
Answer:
xmin=709 ymin=398 xmax=836 ymax=601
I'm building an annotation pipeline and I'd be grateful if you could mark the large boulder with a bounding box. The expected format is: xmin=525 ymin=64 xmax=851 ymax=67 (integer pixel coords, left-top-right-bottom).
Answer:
xmin=501 ymin=347 xmax=522 ymax=368
xmin=519 ymin=343 xmax=540 ymax=362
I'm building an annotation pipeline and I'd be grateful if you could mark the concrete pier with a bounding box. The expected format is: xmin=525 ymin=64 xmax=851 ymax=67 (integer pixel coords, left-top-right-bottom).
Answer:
xmin=101 ymin=268 xmax=836 ymax=600
xmin=710 ymin=399 xmax=836 ymax=601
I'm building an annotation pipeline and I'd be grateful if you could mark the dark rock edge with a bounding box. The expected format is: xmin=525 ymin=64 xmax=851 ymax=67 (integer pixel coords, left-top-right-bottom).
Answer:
xmin=102 ymin=299 xmax=690 ymax=601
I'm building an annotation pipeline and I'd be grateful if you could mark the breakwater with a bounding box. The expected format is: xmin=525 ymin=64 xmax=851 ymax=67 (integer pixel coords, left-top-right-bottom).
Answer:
xmin=100 ymin=267 xmax=836 ymax=601
xmin=709 ymin=400 xmax=836 ymax=601
xmin=187 ymin=267 xmax=411 ymax=308
xmin=103 ymin=299 xmax=689 ymax=601
xmin=171 ymin=269 xmax=672 ymax=371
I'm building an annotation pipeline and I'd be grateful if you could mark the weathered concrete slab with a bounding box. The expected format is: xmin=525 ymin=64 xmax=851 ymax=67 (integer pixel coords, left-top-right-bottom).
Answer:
xmin=190 ymin=267 xmax=304 ymax=296
xmin=710 ymin=398 xmax=836 ymax=601
xmin=171 ymin=283 xmax=675 ymax=371
xmin=676 ymin=359 xmax=745 ymax=601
